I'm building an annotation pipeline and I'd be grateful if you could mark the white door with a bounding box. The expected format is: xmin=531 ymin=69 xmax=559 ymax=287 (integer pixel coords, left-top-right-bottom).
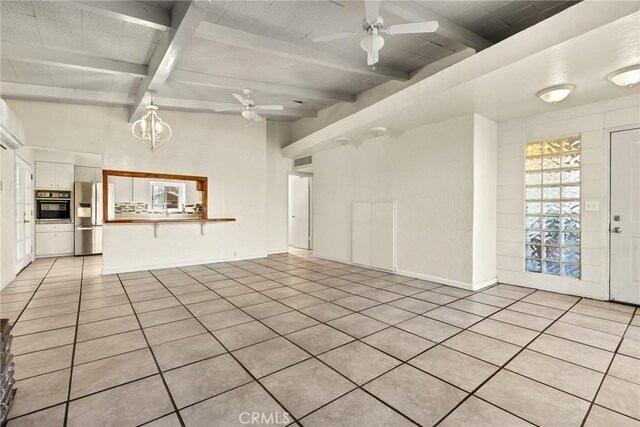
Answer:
xmin=16 ymin=157 xmax=34 ymax=271
xmin=610 ymin=127 xmax=640 ymax=304
xmin=371 ymin=201 xmax=396 ymax=271
xmin=352 ymin=202 xmax=372 ymax=266
xmin=289 ymin=175 xmax=311 ymax=249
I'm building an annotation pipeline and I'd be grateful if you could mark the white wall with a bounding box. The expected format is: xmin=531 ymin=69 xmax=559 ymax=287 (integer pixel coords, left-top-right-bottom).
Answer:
xmin=266 ymin=121 xmax=293 ymax=254
xmin=0 ymin=148 xmax=16 ymax=288
xmin=473 ymin=115 xmax=498 ymax=286
xmin=6 ymin=100 xmax=279 ymax=274
xmin=313 ymin=114 xmax=497 ymax=289
xmin=497 ymin=94 xmax=640 ymax=300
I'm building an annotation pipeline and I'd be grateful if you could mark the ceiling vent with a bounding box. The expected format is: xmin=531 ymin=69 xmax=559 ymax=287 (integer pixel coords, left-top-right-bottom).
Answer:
xmin=294 ymin=155 xmax=312 ymax=168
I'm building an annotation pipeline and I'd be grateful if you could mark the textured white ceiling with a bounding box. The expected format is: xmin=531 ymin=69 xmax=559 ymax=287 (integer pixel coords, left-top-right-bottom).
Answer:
xmin=0 ymin=0 xmax=580 ymax=119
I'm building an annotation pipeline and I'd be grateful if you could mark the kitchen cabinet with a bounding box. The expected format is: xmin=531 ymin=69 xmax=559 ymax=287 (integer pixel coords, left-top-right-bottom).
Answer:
xmin=36 ymin=230 xmax=74 ymax=256
xmin=35 ymin=162 xmax=56 ymax=188
xmin=35 ymin=161 xmax=74 ymax=189
xmin=75 ymin=166 xmax=103 ymax=183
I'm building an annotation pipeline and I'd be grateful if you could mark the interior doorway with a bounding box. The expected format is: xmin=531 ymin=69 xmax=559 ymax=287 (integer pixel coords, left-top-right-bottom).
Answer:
xmin=15 ymin=156 xmax=34 ymax=272
xmin=609 ymin=126 xmax=640 ymax=305
xmin=288 ymin=174 xmax=312 ymax=250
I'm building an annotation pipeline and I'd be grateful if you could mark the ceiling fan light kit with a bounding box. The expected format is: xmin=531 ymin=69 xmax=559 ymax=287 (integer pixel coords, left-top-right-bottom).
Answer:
xmin=313 ymin=0 xmax=438 ymax=66
xmin=214 ymin=88 xmax=284 ymax=122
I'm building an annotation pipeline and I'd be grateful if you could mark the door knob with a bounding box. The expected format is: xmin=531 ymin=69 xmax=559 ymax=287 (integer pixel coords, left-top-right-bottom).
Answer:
xmin=612 ymin=227 xmax=622 ymax=234
xmin=613 ymin=215 xmax=621 ymax=221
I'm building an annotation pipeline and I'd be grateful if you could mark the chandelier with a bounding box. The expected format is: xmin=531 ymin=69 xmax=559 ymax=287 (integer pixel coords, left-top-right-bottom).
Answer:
xmin=132 ymin=93 xmax=172 ymax=151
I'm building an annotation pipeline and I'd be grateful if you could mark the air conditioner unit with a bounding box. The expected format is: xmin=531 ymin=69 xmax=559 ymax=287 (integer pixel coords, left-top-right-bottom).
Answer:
xmin=0 ymin=99 xmax=26 ymax=150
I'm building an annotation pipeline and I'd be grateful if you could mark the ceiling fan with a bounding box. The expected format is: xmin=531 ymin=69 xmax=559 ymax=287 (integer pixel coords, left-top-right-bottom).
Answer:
xmin=215 ymin=89 xmax=284 ymax=122
xmin=313 ymin=0 xmax=439 ymax=66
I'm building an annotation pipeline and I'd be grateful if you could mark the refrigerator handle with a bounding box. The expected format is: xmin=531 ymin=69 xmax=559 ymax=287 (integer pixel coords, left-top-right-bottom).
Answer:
xmin=91 ymin=181 xmax=96 ymax=226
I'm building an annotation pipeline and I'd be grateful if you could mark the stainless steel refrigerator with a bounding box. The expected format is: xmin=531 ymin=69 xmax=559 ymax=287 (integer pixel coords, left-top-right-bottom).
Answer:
xmin=75 ymin=181 xmax=103 ymax=255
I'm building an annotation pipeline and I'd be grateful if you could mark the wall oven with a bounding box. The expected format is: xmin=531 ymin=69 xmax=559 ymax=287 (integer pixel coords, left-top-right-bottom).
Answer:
xmin=36 ymin=190 xmax=72 ymax=222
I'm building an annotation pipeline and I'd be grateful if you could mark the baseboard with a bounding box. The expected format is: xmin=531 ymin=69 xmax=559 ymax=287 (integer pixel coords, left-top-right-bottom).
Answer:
xmin=395 ymin=269 xmax=479 ymax=291
xmin=311 ymin=253 xmax=495 ymax=292
xmin=101 ymin=252 xmax=269 ymax=275
xmin=267 ymin=248 xmax=289 ymax=255
xmin=0 ymin=273 xmax=16 ymax=291
xmin=311 ymin=253 xmax=351 ymax=264
xmin=471 ymin=277 xmax=498 ymax=291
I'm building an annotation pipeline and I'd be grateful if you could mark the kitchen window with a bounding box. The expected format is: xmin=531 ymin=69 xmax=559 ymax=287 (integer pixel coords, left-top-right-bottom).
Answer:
xmin=151 ymin=182 xmax=185 ymax=211
xmin=524 ymin=136 xmax=581 ymax=278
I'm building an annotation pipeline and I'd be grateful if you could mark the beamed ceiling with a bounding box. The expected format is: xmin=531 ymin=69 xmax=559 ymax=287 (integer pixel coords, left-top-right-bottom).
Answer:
xmin=0 ymin=0 xmax=579 ymax=122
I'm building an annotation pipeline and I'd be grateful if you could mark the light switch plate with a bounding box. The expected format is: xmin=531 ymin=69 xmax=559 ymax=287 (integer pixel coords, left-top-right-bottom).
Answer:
xmin=585 ymin=200 xmax=600 ymax=212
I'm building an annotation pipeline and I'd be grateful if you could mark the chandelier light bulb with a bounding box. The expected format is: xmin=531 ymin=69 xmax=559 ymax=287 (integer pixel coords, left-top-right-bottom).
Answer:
xmin=132 ymin=102 xmax=172 ymax=151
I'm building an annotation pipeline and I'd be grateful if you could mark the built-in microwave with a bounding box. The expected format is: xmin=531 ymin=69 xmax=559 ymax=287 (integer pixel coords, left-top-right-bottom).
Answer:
xmin=36 ymin=190 xmax=71 ymax=222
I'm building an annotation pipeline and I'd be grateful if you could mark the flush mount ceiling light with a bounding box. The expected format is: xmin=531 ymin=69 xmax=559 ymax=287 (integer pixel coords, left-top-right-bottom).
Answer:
xmin=536 ymin=84 xmax=575 ymax=104
xmin=132 ymin=92 xmax=172 ymax=151
xmin=368 ymin=126 xmax=388 ymax=137
xmin=335 ymin=137 xmax=352 ymax=145
xmin=607 ymin=65 xmax=640 ymax=87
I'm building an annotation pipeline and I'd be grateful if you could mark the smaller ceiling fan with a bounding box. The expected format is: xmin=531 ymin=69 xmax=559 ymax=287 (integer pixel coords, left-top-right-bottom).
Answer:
xmin=313 ymin=0 xmax=439 ymax=66
xmin=215 ymin=89 xmax=284 ymax=122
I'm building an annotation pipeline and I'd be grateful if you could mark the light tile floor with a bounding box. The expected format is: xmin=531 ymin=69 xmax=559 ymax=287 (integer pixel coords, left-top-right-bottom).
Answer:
xmin=1 ymin=254 xmax=639 ymax=426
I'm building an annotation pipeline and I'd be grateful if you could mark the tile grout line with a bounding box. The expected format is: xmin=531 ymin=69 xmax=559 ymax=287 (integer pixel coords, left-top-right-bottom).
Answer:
xmin=432 ymin=296 xmax=587 ymax=426
xmin=579 ymin=306 xmax=638 ymax=426
xmin=176 ymin=257 xmax=602 ymax=425
xmin=6 ymin=258 xmax=59 ymax=334
xmin=145 ymin=269 xmax=304 ymax=427
xmin=62 ymin=256 xmax=85 ymax=427
xmin=7 ymin=255 xmax=636 ymax=425
xmin=171 ymin=266 xmax=423 ymax=427
xmin=115 ymin=272 xmax=187 ymax=427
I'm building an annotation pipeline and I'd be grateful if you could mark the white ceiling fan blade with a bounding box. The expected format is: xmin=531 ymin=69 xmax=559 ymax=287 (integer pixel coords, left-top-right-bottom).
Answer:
xmin=364 ymin=0 xmax=380 ymax=22
xmin=385 ymin=21 xmax=439 ymax=35
xmin=367 ymin=49 xmax=379 ymax=66
xmin=251 ymin=111 xmax=263 ymax=122
xmin=214 ymin=107 xmax=242 ymax=112
xmin=254 ymin=105 xmax=284 ymax=111
xmin=312 ymin=32 xmax=359 ymax=42
xmin=232 ymin=93 xmax=248 ymax=105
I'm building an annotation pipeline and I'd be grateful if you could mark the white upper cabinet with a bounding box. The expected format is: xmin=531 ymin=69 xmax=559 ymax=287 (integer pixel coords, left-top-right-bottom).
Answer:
xmin=35 ymin=161 xmax=74 ymax=189
xmin=55 ymin=163 xmax=74 ymax=189
xmin=75 ymin=166 xmax=103 ymax=183
xmin=35 ymin=161 xmax=56 ymax=188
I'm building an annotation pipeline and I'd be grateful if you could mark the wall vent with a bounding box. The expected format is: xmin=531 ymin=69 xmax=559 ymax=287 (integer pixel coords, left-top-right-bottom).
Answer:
xmin=294 ymin=156 xmax=312 ymax=168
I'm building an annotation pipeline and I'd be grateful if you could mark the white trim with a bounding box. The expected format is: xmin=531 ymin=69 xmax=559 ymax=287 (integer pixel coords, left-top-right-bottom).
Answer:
xmin=101 ymin=252 xmax=269 ymax=275
xmin=499 ymin=274 xmax=609 ymax=300
xmin=312 ymin=253 xmax=495 ymax=291
xmin=396 ymin=269 xmax=495 ymax=291
xmin=267 ymin=249 xmax=289 ymax=255
xmin=605 ymin=123 xmax=640 ymax=302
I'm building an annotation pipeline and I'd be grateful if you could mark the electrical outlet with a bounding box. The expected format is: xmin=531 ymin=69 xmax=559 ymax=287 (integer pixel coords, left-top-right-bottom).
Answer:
xmin=585 ymin=200 xmax=600 ymax=212
xmin=233 ymin=251 xmax=237 ymax=257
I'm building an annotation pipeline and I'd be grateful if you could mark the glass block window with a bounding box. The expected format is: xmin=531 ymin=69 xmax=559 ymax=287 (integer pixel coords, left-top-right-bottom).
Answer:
xmin=525 ymin=136 xmax=581 ymax=278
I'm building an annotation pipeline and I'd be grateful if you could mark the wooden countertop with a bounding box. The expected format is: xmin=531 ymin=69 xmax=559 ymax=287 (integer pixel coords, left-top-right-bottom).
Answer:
xmin=105 ymin=218 xmax=236 ymax=224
